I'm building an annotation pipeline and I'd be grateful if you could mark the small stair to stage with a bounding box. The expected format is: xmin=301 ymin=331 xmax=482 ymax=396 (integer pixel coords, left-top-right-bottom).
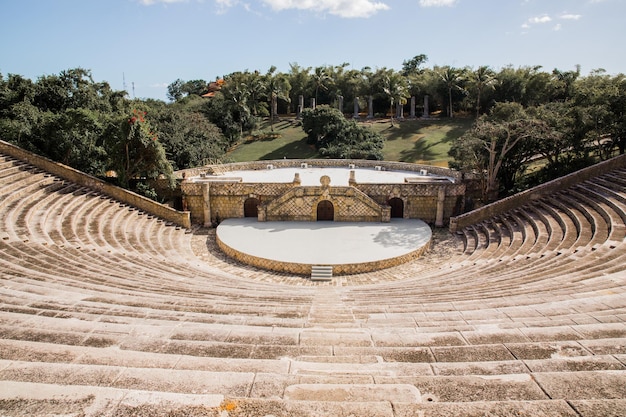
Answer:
xmin=311 ymin=265 xmax=333 ymax=281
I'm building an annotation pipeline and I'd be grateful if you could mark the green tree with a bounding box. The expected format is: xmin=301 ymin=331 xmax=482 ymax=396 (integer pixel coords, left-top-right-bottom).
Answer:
xmin=450 ymin=103 xmax=557 ymax=200
xmin=401 ymin=54 xmax=428 ymax=76
xmin=381 ymin=70 xmax=409 ymax=126
xmin=106 ymin=109 xmax=174 ymax=189
xmin=438 ymin=66 xmax=465 ymax=118
xmin=468 ymin=66 xmax=497 ymax=117
xmin=167 ymin=79 xmax=185 ymax=102
xmin=301 ymin=105 xmax=384 ymax=160
xmin=264 ymin=67 xmax=291 ymax=131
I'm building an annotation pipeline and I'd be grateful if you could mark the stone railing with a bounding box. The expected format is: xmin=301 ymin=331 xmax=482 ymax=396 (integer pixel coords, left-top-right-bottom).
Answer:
xmin=0 ymin=140 xmax=191 ymax=229
xmin=449 ymin=153 xmax=626 ymax=233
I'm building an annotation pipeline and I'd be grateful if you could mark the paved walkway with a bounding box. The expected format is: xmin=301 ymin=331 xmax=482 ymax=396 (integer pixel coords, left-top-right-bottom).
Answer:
xmin=216 ymin=218 xmax=431 ymax=267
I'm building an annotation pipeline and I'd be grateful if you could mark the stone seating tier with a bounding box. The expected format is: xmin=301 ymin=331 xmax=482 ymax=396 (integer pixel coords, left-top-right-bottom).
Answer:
xmin=0 ymin=151 xmax=625 ymax=416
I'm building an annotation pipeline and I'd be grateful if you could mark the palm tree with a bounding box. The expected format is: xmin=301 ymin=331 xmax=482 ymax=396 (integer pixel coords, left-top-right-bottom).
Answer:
xmin=382 ymin=71 xmax=409 ymax=126
xmin=438 ymin=66 xmax=465 ymax=118
xmin=264 ymin=67 xmax=291 ymax=131
xmin=312 ymin=66 xmax=332 ymax=104
xmin=470 ymin=66 xmax=497 ymax=118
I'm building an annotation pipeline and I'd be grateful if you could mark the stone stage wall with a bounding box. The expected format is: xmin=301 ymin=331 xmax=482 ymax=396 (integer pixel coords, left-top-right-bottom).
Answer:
xmin=180 ymin=160 xmax=465 ymax=226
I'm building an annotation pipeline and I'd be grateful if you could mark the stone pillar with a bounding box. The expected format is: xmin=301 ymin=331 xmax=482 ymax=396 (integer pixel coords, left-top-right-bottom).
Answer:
xmin=410 ymin=96 xmax=416 ymax=119
xmin=349 ymin=170 xmax=357 ymax=186
xmin=202 ymin=183 xmax=211 ymax=227
xmin=338 ymin=95 xmax=344 ymax=113
xmin=311 ymin=98 xmax=316 ymax=109
xmin=423 ymin=95 xmax=430 ymax=118
xmin=396 ymin=102 xmax=404 ymax=120
xmin=353 ymin=97 xmax=359 ymax=119
xmin=297 ymin=95 xmax=304 ymax=119
xmin=367 ymin=96 xmax=374 ymax=119
xmin=435 ymin=186 xmax=446 ymax=227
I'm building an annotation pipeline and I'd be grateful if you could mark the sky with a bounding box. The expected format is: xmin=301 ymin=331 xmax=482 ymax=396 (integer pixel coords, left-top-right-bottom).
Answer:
xmin=1 ymin=0 xmax=624 ymax=101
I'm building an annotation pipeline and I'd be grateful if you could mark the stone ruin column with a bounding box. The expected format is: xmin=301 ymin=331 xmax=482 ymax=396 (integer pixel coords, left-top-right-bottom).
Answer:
xmin=423 ymin=95 xmax=430 ymax=118
xmin=202 ymin=183 xmax=211 ymax=227
xmin=435 ymin=186 xmax=446 ymax=227
xmin=367 ymin=96 xmax=374 ymax=119
xmin=296 ymin=95 xmax=304 ymax=119
xmin=338 ymin=95 xmax=344 ymax=113
xmin=396 ymin=102 xmax=404 ymax=120
xmin=410 ymin=96 xmax=416 ymax=119
xmin=353 ymin=97 xmax=360 ymax=119
xmin=311 ymin=98 xmax=316 ymax=109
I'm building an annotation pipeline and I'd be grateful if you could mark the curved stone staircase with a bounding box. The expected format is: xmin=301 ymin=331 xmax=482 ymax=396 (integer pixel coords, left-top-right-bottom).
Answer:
xmin=0 ymin=151 xmax=625 ymax=416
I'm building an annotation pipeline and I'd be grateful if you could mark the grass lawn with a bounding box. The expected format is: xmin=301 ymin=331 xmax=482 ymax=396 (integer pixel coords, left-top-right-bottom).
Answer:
xmin=226 ymin=116 xmax=474 ymax=166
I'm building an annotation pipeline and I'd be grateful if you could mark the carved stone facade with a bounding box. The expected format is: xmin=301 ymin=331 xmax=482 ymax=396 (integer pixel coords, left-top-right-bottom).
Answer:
xmin=179 ymin=160 xmax=465 ymax=226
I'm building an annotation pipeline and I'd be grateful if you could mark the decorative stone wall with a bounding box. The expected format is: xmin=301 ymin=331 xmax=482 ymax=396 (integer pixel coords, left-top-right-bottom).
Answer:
xmin=262 ymin=181 xmax=388 ymax=222
xmin=179 ymin=160 xmax=466 ymax=226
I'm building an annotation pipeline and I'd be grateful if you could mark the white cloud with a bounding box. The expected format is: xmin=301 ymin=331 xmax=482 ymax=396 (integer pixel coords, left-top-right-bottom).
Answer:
xmin=137 ymin=0 xmax=391 ymax=18
xmin=559 ymin=13 xmax=582 ymax=20
xmin=260 ymin=0 xmax=390 ymax=18
xmin=419 ymin=0 xmax=457 ymax=6
xmin=553 ymin=23 xmax=562 ymax=31
xmin=528 ymin=15 xmax=552 ymax=24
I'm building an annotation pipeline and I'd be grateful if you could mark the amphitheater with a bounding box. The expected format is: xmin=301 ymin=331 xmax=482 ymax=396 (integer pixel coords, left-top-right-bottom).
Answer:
xmin=1 ymin=139 xmax=625 ymax=416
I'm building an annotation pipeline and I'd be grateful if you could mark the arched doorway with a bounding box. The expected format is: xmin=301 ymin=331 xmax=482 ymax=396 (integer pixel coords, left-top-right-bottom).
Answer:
xmin=317 ymin=200 xmax=334 ymax=221
xmin=244 ymin=197 xmax=260 ymax=218
xmin=388 ymin=197 xmax=404 ymax=218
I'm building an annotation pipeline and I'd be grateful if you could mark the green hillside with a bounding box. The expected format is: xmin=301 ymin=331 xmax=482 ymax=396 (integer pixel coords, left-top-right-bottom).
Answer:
xmin=226 ymin=117 xmax=473 ymax=166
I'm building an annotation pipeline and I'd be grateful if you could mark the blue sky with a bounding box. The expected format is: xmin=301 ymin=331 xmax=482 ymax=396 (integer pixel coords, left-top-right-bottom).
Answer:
xmin=1 ymin=0 xmax=624 ymax=101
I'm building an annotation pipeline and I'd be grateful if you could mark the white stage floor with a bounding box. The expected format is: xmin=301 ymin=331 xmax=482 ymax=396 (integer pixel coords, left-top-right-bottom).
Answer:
xmin=216 ymin=218 xmax=432 ymax=273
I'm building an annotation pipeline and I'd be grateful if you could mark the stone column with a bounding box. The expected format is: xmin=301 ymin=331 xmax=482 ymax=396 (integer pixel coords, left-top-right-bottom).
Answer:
xmin=353 ymin=97 xmax=360 ymax=119
xmin=367 ymin=96 xmax=374 ymax=119
xmin=297 ymin=95 xmax=304 ymax=119
xmin=435 ymin=186 xmax=446 ymax=227
xmin=423 ymin=95 xmax=430 ymax=118
xmin=396 ymin=102 xmax=404 ymax=120
xmin=410 ymin=96 xmax=416 ymax=119
xmin=202 ymin=183 xmax=211 ymax=227
xmin=311 ymin=98 xmax=316 ymax=109
xmin=338 ymin=95 xmax=344 ymax=113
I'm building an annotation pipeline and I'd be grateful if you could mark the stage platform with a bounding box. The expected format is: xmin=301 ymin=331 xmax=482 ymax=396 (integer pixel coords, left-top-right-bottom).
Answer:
xmin=215 ymin=218 xmax=432 ymax=276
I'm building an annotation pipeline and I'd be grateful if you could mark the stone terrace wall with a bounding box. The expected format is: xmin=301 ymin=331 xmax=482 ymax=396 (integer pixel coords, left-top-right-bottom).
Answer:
xmin=176 ymin=159 xmax=462 ymax=180
xmin=449 ymin=153 xmax=626 ymax=233
xmin=357 ymin=183 xmax=465 ymax=224
xmin=0 ymin=139 xmax=191 ymax=229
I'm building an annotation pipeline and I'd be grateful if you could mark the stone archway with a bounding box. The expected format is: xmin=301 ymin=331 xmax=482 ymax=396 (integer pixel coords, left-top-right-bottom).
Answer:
xmin=388 ymin=197 xmax=404 ymax=218
xmin=244 ymin=197 xmax=260 ymax=218
xmin=317 ymin=200 xmax=334 ymax=221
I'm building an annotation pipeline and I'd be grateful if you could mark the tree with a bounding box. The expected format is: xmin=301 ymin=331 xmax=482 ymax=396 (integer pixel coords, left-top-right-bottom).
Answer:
xmin=438 ymin=66 xmax=465 ymax=118
xmin=301 ymin=105 xmax=384 ymax=160
xmin=106 ymin=109 xmax=174 ymax=189
xmin=287 ymin=63 xmax=311 ymax=114
xmin=312 ymin=66 xmax=332 ymax=104
xmin=381 ymin=71 xmax=409 ymax=126
xmin=149 ymin=106 xmax=226 ymax=170
xmin=167 ymin=79 xmax=185 ymax=102
xmin=450 ymin=103 xmax=557 ymax=200
xmin=468 ymin=66 xmax=497 ymax=117
xmin=264 ymin=67 xmax=291 ymax=131
xmin=401 ymin=54 xmax=428 ymax=76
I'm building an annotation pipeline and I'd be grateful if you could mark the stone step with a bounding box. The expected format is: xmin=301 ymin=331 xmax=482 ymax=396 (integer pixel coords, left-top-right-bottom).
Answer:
xmin=283 ymin=383 xmax=421 ymax=403
xmin=311 ymin=265 xmax=333 ymax=281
